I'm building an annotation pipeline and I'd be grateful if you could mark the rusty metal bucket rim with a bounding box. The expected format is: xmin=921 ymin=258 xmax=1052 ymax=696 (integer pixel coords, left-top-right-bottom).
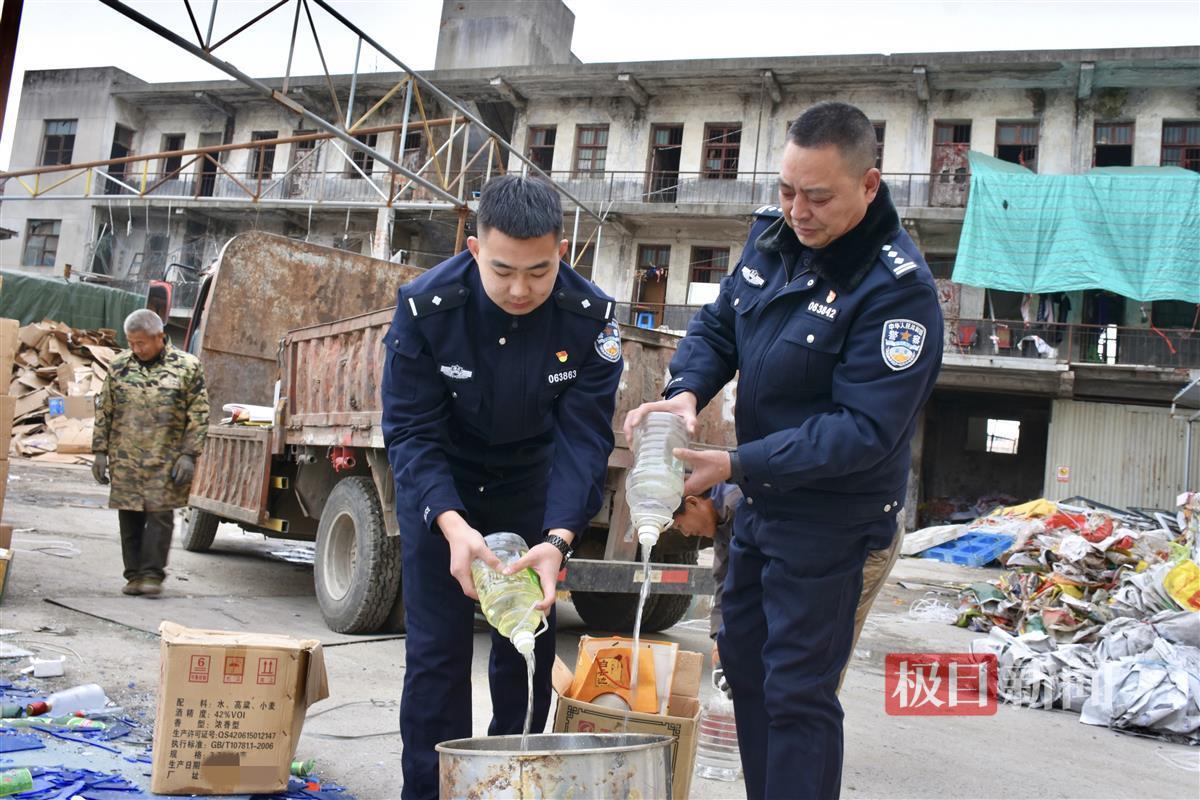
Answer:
xmin=435 ymin=732 xmax=674 ymax=758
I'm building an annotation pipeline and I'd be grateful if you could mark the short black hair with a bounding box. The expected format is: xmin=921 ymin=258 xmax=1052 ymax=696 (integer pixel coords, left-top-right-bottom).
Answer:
xmin=786 ymin=102 xmax=878 ymax=175
xmin=476 ymin=175 xmax=563 ymax=239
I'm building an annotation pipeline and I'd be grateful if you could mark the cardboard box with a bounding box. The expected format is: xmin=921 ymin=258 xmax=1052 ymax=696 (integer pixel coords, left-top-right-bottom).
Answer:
xmin=0 ymin=319 xmax=18 ymax=388
xmin=0 ymin=548 xmax=11 ymax=605
xmin=0 ymin=524 xmax=11 ymax=550
xmin=0 ymin=395 xmax=14 ymax=459
xmin=46 ymin=416 xmax=94 ymax=454
xmin=553 ymin=638 xmax=703 ymax=800
xmin=151 ymin=621 xmax=330 ymax=795
xmin=0 ymin=459 xmax=8 ymax=519
xmin=63 ymin=395 xmax=96 ymax=420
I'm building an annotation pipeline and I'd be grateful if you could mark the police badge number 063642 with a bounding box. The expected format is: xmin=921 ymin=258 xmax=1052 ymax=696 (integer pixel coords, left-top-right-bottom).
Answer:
xmin=882 ymin=319 xmax=926 ymax=371
xmin=595 ymin=318 xmax=622 ymax=363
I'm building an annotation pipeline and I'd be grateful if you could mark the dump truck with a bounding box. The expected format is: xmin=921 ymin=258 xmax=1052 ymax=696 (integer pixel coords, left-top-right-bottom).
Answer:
xmin=183 ymin=232 xmax=734 ymax=634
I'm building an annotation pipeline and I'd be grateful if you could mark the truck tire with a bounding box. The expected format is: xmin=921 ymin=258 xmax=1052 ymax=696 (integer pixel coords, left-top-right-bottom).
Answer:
xmin=182 ymin=508 xmax=220 ymax=552
xmin=570 ymin=549 xmax=699 ymax=634
xmin=314 ymin=477 xmax=400 ymax=634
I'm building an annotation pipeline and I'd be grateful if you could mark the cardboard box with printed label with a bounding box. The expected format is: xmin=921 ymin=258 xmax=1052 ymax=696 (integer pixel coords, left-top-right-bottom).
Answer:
xmin=553 ymin=636 xmax=702 ymax=800
xmin=151 ymin=621 xmax=330 ymax=795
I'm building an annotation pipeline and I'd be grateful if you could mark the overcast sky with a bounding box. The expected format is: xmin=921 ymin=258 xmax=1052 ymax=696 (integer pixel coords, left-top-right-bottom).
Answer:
xmin=2 ymin=0 xmax=1198 ymax=169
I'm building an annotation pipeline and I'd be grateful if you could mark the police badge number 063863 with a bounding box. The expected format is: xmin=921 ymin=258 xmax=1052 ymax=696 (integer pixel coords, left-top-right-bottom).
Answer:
xmin=882 ymin=319 xmax=926 ymax=371
xmin=595 ymin=319 xmax=622 ymax=363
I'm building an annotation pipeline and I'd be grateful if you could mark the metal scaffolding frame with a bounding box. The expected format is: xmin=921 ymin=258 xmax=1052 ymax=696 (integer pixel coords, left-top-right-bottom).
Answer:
xmin=91 ymin=0 xmax=603 ymax=222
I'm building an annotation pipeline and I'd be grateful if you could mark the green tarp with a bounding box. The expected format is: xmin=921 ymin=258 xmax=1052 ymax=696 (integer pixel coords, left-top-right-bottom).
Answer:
xmin=0 ymin=271 xmax=143 ymax=345
xmin=952 ymin=152 xmax=1200 ymax=302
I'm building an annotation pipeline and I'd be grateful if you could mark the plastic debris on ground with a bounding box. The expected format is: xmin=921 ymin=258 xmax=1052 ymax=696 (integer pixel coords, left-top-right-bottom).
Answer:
xmin=944 ymin=492 xmax=1200 ymax=742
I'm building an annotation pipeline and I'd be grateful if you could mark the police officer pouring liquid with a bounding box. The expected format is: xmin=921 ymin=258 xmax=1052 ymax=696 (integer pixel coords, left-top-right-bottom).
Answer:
xmin=382 ymin=175 xmax=622 ymax=799
xmin=626 ymin=102 xmax=943 ymax=799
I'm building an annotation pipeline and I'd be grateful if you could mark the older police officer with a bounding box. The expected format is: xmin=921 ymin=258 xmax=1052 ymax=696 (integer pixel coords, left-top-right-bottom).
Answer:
xmin=626 ymin=102 xmax=943 ymax=799
xmin=382 ymin=176 xmax=622 ymax=799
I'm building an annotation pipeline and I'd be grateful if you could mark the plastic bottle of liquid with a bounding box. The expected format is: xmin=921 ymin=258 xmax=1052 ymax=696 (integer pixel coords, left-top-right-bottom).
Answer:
xmin=625 ymin=411 xmax=688 ymax=548
xmin=470 ymin=532 xmax=545 ymax=656
xmin=694 ymin=693 xmax=742 ymax=782
xmin=25 ymin=683 xmax=109 ymax=717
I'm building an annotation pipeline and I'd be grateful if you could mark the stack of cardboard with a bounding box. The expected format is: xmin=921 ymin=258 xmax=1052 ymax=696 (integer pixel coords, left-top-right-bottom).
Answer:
xmin=5 ymin=319 xmax=115 ymax=465
xmin=0 ymin=317 xmax=18 ymax=600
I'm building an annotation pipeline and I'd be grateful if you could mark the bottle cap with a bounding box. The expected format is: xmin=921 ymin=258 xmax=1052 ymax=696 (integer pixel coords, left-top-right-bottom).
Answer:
xmin=637 ymin=525 xmax=660 ymax=548
xmin=25 ymin=701 xmax=49 ymax=717
xmin=511 ymin=630 xmax=536 ymax=656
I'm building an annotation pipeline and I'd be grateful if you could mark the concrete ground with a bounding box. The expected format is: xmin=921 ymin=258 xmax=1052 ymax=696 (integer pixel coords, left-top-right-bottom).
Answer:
xmin=1 ymin=458 xmax=1195 ymax=799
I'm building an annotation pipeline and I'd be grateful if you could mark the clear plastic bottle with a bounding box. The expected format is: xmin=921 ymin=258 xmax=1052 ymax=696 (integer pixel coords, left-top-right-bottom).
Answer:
xmin=625 ymin=411 xmax=688 ymax=548
xmin=25 ymin=683 xmax=110 ymax=717
xmin=470 ymin=532 xmax=545 ymax=655
xmin=695 ymin=693 xmax=742 ymax=782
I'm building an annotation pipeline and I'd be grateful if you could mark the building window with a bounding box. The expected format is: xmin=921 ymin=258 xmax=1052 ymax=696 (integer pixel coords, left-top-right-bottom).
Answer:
xmin=702 ymin=124 xmax=741 ymax=179
xmin=995 ymin=122 xmax=1039 ymax=171
xmin=248 ymin=131 xmax=278 ymax=181
xmin=347 ymin=132 xmax=378 ymax=178
xmin=1094 ymin=122 xmax=1133 ymax=167
xmin=569 ymin=241 xmax=594 ymax=282
xmin=22 ymin=219 xmax=60 ymax=266
xmin=924 ymin=255 xmax=956 ymax=280
xmin=968 ymin=417 xmax=1021 ymax=455
xmin=573 ymin=125 xmax=608 ymax=176
xmin=1151 ymin=300 xmax=1198 ymax=329
xmin=40 ymin=119 xmax=77 ymax=166
xmin=690 ymin=246 xmax=729 ymax=284
xmin=1161 ymin=121 xmax=1200 ymax=172
xmin=873 ymin=122 xmax=885 ymax=170
xmin=527 ymin=126 xmax=556 ymax=172
xmin=160 ymin=133 xmax=186 ymax=175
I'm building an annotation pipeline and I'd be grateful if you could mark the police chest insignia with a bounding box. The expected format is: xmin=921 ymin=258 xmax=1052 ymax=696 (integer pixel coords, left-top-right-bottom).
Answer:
xmin=740 ymin=266 xmax=765 ymax=287
xmin=595 ymin=318 xmax=622 ymax=363
xmin=439 ymin=363 xmax=473 ymax=380
xmin=556 ymin=350 xmax=568 ymax=363
xmin=805 ymin=300 xmax=838 ymax=322
xmin=881 ymin=319 xmax=926 ymax=371
xmin=826 ymin=289 xmax=837 ymax=303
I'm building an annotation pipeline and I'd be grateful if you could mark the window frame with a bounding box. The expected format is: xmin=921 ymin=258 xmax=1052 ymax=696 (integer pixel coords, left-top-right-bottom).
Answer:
xmin=995 ymin=121 xmax=1040 ymax=172
xmin=701 ymin=123 xmax=741 ymax=180
xmin=22 ymin=218 xmax=61 ymax=267
xmin=346 ymin=132 xmax=378 ymax=178
xmin=872 ymin=122 xmax=886 ymax=170
xmin=1161 ymin=120 xmax=1200 ymax=172
xmin=40 ymin=119 xmax=77 ymax=166
xmin=689 ymin=245 xmax=730 ymax=284
xmin=527 ymin=126 xmax=557 ymax=173
xmin=160 ymin=133 xmax=186 ymax=175
xmin=248 ymin=130 xmax=279 ymax=181
xmin=1093 ymin=121 xmax=1134 ymax=167
xmin=573 ymin=125 xmax=609 ymax=177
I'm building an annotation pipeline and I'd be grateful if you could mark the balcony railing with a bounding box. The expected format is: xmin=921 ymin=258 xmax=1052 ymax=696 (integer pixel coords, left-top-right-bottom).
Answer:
xmin=616 ymin=305 xmax=1200 ymax=370
xmin=541 ymin=171 xmax=966 ymax=208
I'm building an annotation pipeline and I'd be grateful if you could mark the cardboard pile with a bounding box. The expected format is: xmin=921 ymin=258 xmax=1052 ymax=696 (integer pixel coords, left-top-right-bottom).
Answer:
xmin=553 ymin=635 xmax=702 ymax=800
xmin=151 ymin=621 xmax=329 ymax=795
xmin=0 ymin=316 xmax=17 ymax=601
xmin=5 ymin=319 xmax=115 ymax=465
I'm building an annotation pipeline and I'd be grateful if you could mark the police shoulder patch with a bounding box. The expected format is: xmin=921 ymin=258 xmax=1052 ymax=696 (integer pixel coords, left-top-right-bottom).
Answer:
xmin=754 ymin=204 xmax=782 ymax=218
xmin=556 ymin=289 xmax=612 ymax=322
xmin=881 ymin=319 xmax=926 ymax=371
xmin=595 ymin=318 xmax=622 ymax=363
xmin=880 ymin=243 xmax=919 ymax=279
xmin=408 ymin=285 xmax=468 ymax=317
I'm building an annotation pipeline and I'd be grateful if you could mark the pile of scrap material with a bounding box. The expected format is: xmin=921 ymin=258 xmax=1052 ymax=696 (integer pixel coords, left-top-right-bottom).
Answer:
xmin=5 ymin=320 xmax=116 ymax=464
xmin=956 ymin=493 xmax=1200 ymax=742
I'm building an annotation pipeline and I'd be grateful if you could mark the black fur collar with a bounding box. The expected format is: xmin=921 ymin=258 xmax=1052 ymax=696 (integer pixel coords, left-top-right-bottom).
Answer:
xmin=755 ymin=182 xmax=900 ymax=293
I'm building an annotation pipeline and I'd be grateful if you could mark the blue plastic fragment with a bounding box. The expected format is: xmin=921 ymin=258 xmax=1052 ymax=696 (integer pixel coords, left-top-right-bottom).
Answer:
xmin=921 ymin=530 xmax=1015 ymax=567
xmin=0 ymin=730 xmax=45 ymax=752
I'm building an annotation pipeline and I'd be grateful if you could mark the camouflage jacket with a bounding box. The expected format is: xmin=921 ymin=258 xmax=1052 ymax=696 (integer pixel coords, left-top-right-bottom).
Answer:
xmin=92 ymin=344 xmax=210 ymax=511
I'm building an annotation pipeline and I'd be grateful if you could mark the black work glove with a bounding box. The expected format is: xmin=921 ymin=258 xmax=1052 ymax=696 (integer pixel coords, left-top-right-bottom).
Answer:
xmin=170 ymin=454 xmax=196 ymax=487
xmin=92 ymin=453 xmax=110 ymax=485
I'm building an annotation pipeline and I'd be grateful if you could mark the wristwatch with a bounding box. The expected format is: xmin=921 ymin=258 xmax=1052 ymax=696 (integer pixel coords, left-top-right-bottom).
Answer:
xmin=544 ymin=533 xmax=574 ymax=564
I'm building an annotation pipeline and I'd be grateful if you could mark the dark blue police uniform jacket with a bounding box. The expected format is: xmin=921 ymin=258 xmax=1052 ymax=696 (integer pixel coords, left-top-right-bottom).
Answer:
xmin=381 ymin=249 xmax=622 ymax=534
xmin=666 ymin=183 xmax=943 ymax=522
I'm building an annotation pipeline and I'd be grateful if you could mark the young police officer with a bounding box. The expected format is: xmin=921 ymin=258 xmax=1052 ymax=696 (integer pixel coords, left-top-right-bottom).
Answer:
xmin=382 ymin=176 xmax=622 ymax=799
xmin=627 ymin=102 xmax=943 ymax=799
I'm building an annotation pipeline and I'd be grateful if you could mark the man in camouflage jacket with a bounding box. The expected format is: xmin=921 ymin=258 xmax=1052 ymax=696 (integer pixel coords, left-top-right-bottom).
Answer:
xmin=92 ymin=309 xmax=209 ymax=596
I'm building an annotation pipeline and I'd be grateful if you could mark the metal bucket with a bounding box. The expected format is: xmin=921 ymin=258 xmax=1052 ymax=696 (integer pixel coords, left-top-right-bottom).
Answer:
xmin=437 ymin=733 xmax=673 ymax=799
